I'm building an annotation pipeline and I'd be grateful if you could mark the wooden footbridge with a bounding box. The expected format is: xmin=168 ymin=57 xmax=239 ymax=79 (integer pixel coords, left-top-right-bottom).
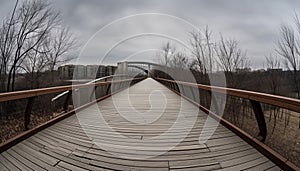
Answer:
xmin=0 ymin=72 xmax=299 ymax=170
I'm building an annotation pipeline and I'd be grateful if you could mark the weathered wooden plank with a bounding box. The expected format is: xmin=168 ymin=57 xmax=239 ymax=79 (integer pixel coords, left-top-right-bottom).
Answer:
xmin=208 ymin=140 xmax=249 ymax=151
xmin=265 ymin=165 xmax=283 ymax=171
xmin=56 ymin=161 xmax=89 ymax=171
xmin=244 ymin=160 xmax=276 ymax=171
xmin=217 ymin=156 xmax=269 ymax=171
xmin=169 ymin=164 xmax=221 ymax=171
xmin=16 ymin=143 xmax=59 ymax=166
xmin=0 ymin=154 xmax=20 ymax=171
xmin=0 ymin=158 xmax=9 ymax=171
xmin=6 ymin=148 xmax=42 ymax=170
xmin=214 ymin=148 xmax=259 ymax=162
xmin=37 ymin=132 xmax=90 ymax=152
xmin=54 ymin=165 xmax=70 ymax=171
xmin=220 ymin=153 xmax=265 ymax=169
xmin=81 ymin=152 xmax=169 ymax=168
xmin=1 ymin=151 xmax=31 ymax=171
xmin=0 ymin=78 xmax=284 ymax=170
xmin=169 ymin=157 xmax=220 ymax=169
xmin=39 ymin=148 xmax=101 ymax=170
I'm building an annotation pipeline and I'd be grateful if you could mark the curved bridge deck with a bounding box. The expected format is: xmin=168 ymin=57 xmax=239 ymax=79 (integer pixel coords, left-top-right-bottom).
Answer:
xmin=0 ymin=78 xmax=281 ymax=171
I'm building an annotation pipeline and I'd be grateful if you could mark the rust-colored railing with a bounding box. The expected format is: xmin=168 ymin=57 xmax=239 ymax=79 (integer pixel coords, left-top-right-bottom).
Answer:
xmin=0 ymin=76 xmax=145 ymax=130
xmin=155 ymin=77 xmax=300 ymax=171
xmin=0 ymin=76 xmax=146 ymax=153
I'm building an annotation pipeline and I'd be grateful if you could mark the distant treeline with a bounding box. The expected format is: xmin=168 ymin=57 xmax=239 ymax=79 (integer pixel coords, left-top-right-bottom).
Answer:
xmin=152 ymin=68 xmax=299 ymax=99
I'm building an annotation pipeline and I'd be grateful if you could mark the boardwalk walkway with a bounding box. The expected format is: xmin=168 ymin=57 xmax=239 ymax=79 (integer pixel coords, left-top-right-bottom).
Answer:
xmin=0 ymin=78 xmax=281 ymax=170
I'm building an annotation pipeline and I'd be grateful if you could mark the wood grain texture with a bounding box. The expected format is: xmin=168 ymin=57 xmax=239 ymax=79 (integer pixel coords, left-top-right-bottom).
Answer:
xmin=1 ymin=78 xmax=280 ymax=170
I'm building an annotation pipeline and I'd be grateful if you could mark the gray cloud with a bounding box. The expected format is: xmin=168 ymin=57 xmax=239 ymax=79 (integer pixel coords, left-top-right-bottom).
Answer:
xmin=1 ymin=0 xmax=300 ymax=68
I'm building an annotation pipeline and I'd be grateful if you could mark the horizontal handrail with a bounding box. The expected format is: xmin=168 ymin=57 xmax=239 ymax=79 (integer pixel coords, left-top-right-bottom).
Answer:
xmin=0 ymin=77 xmax=142 ymax=103
xmin=0 ymin=76 xmax=146 ymax=132
xmin=52 ymin=74 xmax=129 ymax=101
xmin=85 ymin=74 xmax=129 ymax=84
xmin=0 ymin=76 xmax=146 ymax=153
xmin=154 ymin=77 xmax=300 ymax=171
xmin=155 ymin=77 xmax=300 ymax=113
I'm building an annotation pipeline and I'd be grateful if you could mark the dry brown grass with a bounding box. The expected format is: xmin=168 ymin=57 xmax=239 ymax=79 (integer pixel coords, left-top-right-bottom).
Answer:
xmin=224 ymin=110 xmax=300 ymax=167
xmin=0 ymin=111 xmax=64 ymax=144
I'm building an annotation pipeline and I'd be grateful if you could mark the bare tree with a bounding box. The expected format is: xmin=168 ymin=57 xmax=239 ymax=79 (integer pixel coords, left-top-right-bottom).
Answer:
xmin=158 ymin=42 xmax=176 ymax=66
xmin=276 ymin=15 xmax=300 ymax=99
xmin=276 ymin=13 xmax=300 ymax=129
xmin=215 ymin=35 xmax=248 ymax=87
xmin=5 ymin=0 xmax=60 ymax=91
xmin=265 ymin=54 xmax=282 ymax=133
xmin=190 ymin=26 xmax=215 ymax=75
xmin=0 ymin=0 xmax=18 ymax=92
xmin=45 ymin=26 xmax=76 ymax=73
xmin=169 ymin=52 xmax=188 ymax=69
xmin=0 ymin=0 xmax=77 ymax=92
xmin=265 ymin=54 xmax=282 ymax=95
xmin=215 ymin=35 xmax=248 ymax=125
xmin=21 ymin=40 xmax=48 ymax=88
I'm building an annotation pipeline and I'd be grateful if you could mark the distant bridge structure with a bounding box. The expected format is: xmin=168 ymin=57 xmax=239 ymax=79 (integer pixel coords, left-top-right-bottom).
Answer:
xmin=117 ymin=61 xmax=166 ymax=77
xmin=0 ymin=61 xmax=299 ymax=170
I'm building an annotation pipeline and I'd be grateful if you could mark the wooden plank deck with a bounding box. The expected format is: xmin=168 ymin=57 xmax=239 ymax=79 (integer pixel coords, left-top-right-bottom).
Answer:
xmin=0 ymin=78 xmax=281 ymax=171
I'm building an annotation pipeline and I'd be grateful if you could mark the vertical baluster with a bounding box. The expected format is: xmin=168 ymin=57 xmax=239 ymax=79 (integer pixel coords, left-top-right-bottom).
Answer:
xmin=24 ymin=97 xmax=35 ymax=130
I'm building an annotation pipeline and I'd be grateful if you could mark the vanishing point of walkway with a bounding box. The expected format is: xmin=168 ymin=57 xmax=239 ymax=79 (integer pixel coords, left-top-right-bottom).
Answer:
xmin=0 ymin=78 xmax=281 ymax=170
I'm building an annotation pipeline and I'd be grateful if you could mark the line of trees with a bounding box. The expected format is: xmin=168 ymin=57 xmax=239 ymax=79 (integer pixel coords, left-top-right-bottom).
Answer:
xmin=158 ymin=26 xmax=249 ymax=88
xmin=156 ymin=13 xmax=300 ymax=130
xmin=157 ymin=14 xmax=300 ymax=99
xmin=0 ymin=0 xmax=77 ymax=92
xmin=276 ymin=13 xmax=300 ymax=99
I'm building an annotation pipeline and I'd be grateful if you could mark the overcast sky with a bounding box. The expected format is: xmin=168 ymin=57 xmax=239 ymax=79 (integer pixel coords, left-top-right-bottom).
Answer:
xmin=1 ymin=0 xmax=300 ymax=69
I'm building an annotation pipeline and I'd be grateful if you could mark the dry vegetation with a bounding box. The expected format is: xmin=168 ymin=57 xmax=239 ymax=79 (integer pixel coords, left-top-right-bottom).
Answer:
xmin=0 ymin=111 xmax=64 ymax=143
xmin=223 ymin=108 xmax=300 ymax=167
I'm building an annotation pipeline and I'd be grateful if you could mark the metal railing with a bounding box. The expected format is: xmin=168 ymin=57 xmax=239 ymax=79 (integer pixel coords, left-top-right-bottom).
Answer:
xmin=155 ymin=77 xmax=300 ymax=170
xmin=0 ymin=75 xmax=145 ymax=132
xmin=51 ymin=74 xmax=129 ymax=102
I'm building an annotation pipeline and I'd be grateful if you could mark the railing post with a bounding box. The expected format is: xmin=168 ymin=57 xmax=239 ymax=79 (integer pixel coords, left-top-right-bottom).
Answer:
xmin=64 ymin=91 xmax=72 ymax=112
xmin=106 ymin=83 xmax=111 ymax=95
xmin=90 ymin=86 xmax=97 ymax=101
xmin=167 ymin=81 xmax=171 ymax=89
xmin=190 ymin=86 xmax=196 ymax=101
xmin=119 ymin=81 xmax=123 ymax=90
xmin=178 ymin=83 xmax=184 ymax=95
xmin=172 ymin=82 xmax=178 ymax=92
xmin=176 ymin=83 xmax=180 ymax=93
xmin=209 ymin=91 xmax=220 ymax=115
xmin=250 ymin=100 xmax=267 ymax=142
xmin=24 ymin=97 xmax=35 ymax=130
xmin=118 ymin=81 xmax=120 ymax=92
xmin=170 ymin=82 xmax=174 ymax=91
